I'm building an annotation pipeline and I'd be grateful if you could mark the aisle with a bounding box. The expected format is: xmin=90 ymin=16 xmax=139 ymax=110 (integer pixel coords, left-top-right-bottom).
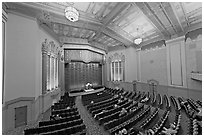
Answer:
xmin=75 ymin=96 xmax=109 ymax=135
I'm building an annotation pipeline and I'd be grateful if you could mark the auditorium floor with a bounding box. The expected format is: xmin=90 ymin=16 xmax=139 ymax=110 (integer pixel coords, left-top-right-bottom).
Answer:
xmin=3 ymin=94 xmax=192 ymax=135
xmin=75 ymin=96 xmax=109 ymax=135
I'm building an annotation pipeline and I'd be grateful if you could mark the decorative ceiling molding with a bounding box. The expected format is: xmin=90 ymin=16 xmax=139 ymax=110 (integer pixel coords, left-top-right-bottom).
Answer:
xmin=185 ymin=28 xmax=202 ymax=41
xmin=24 ymin=2 xmax=103 ymax=25
xmin=5 ymin=2 xmax=202 ymax=52
xmin=38 ymin=20 xmax=60 ymax=43
xmin=141 ymin=40 xmax=165 ymax=51
xmin=102 ymin=27 xmax=133 ymax=46
xmin=135 ymin=2 xmax=171 ymax=39
xmin=160 ymin=2 xmax=183 ymax=34
xmin=59 ymin=37 xmax=89 ymax=45
xmin=63 ymin=44 xmax=106 ymax=55
xmin=102 ymin=3 xmax=130 ymax=25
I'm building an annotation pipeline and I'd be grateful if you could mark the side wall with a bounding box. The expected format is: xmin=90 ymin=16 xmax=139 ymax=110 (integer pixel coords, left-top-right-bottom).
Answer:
xmin=140 ymin=46 xmax=168 ymax=85
xmin=3 ymin=13 xmax=62 ymax=133
xmin=106 ymin=31 xmax=202 ymax=99
xmin=107 ymin=46 xmax=138 ymax=83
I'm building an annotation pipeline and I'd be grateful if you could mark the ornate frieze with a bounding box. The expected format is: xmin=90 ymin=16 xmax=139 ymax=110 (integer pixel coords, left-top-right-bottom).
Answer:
xmin=42 ymin=39 xmax=59 ymax=57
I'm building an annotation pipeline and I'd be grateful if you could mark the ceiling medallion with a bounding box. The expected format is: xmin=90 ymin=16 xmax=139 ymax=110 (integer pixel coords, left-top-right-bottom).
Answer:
xmin=65 ymin=6 xmax=79 ymax=22
xmin=134 ymin=38 xmax=143 ymax=45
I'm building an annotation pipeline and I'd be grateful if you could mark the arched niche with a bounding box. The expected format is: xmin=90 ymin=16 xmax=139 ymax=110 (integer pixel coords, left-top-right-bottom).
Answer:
xmin=109 ymin=52 xmax=125 ymax=82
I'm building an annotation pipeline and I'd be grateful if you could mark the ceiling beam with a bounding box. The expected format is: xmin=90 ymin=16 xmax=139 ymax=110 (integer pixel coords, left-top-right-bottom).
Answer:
xmin=19 ymin=2 xmax=103 ymax=25
xmin=51 ymin=16 xmax=101 ymax=32
xmin=135 ymin=2 xmax=171 ymax=39
xmin=159 ymin=2 xmax=183 ymax=34
xmin=102 ymin=2 xmax=130 ymax=25
xmin=7 ymin=2 xmax=133 ymax=47
xmin=169 ymin=3 xmax=185 ymax=32
xmin=38 ymin=20 xmax=60 ymax=43
xmin=139 ymin=36 xmax=166 ymax=48
xmin=102 ymin=27 xmax=133 ymax=46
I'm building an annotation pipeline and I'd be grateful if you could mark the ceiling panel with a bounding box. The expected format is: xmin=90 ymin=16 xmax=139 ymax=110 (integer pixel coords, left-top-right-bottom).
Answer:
xmin=170 ymin=2 xmax=202 ymax=31
xmin=4 ymin=2 xmax=202 ymax=51
xmin=110 ymin=3 xmax=160 ymax=41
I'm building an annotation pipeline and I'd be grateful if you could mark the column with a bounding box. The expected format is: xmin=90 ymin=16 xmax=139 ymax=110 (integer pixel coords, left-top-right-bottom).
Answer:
xmin=53 ymin=56 xmax=55 ymax=89
xmin=166 ymin=36 xmax=187 ymax=87
xmin=136 ymin=48 xmax=141 ymax=81
xmin=41 ymin=39 xmax=48 ymax=94
xmin=51 ymin=56 xmax=54 ymax=89
xmin=122 ymin=55 xmax=125 ymax=81
xmin=55 ymin=58 xmax=58 ymax=88
xmin=47 ymin=55 xmax=50 ymax=90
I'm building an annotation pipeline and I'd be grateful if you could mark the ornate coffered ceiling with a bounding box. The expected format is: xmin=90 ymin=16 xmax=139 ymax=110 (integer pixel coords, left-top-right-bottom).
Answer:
xmin=4 ymin=2 xmax=202 ymax=51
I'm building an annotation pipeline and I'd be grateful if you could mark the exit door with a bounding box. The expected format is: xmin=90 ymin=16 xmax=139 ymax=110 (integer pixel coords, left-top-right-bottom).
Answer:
xmin=15 ymin=106 xmax=27 ymax=128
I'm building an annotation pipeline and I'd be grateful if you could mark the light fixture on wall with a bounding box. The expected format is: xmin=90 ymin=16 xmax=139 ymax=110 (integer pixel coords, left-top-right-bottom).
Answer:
xmin=65 ymin=6 xmax=79 ymax=22
xmin=134 ymin=38 xmax=142 ymax=45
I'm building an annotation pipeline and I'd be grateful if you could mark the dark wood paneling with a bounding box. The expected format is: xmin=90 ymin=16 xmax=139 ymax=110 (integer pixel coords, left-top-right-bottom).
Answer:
xmin=65 ymin=62 xmax=102 ymax=91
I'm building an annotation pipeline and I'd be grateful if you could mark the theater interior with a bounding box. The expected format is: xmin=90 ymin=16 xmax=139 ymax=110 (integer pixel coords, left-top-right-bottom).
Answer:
xmin=2 ymin=2 xmax=202 ymax=135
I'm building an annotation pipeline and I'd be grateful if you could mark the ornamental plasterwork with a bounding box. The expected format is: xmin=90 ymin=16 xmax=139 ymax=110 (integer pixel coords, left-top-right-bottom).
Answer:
xmin=108 ymin=57 xmax=112 ymax=64
xmin=41 ymin=38 xmax=48 ymax=53
xmin=109 ymin=52 xmax=125 ymax=63
xmin=42 ymin=39 xmax=59 ymax=57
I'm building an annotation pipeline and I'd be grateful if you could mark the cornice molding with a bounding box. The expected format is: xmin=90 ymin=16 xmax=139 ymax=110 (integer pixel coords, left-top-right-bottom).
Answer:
xmin=166 ymin=35 xmax=185 ymax=44
xmin=63 ymin=44 xmax=106 ymax=55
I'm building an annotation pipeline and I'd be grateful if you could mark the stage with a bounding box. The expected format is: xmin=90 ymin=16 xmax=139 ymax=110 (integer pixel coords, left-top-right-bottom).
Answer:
xmin=69 ymin=87 xmax=105 ymax=97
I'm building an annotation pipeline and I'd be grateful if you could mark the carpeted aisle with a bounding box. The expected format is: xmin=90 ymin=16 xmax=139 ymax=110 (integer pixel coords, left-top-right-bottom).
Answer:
xmin=75 ymin=96 xmax=109 ymax=135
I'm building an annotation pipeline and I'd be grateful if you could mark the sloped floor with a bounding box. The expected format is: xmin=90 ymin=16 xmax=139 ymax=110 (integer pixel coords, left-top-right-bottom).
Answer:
xmin=75 ymin=96 xmax=109 ymax=135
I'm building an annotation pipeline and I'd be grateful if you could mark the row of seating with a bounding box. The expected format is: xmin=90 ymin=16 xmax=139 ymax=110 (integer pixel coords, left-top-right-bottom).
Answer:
xmin=151 ymin=92 xmax=157 ymax=105
xmin=158 ymin=111 xmax=180 ymax=135
xmin=179 ymin=98 xmax=196 ymax=118
xmin=125 ymin=91 xmax=133 ymax=98
xmin=89 ymin=97 xmax=118 ymax=112
xmin=82 ymin=89 xmax=112 ymax=106
xmin=164 ymin=95 xmax=171 ymax=110
xmin=151 ymin=110 xmax=170 ymax=135
xmin=97 ymin=87 xmax=202 ymax=135
xmin=187 ymin=98 xmax=200 ymax=111
xmin=188 ymin=118 xmax=202 ymax=135
xmin=51 ymin=103 xmax=75 ymax=110
xmin=49 ymin=94 xmax=86 ymax=134
xmin=129 ymin=92 xmax=137 ymax=100
xmin=107 ymin=107 xmax=150 ymax=134
xmin=95 ymin=99 xmax=131 ymax=120
xmin=25 ymin=93 xmax=86 ymax=135
xmin=138 ymin=108 xmax=159 ymax=130
xmin=140 ymin=92 xmax=150 ymax=104
xmin=108 ymin=105 xmax=149 ymax=134
xmin=157 ymin=94 xmax=163 ymax=107
xmin=134 ymin=91 xmax=141 ymax=101
xmin=91 ymin=102 xmax=118 ymax=116
xmin=51 ymin=110 xmax=79 ymax=119
xmin=87 ymin=93 xmax=117 ymax=109
xmin=170 ymin=96 xmax=181 ymax=112
xmin=40 ymin=124 xmax=86 ymax=135
xmin=51 ymin=107 xmax=77 ymax=115
xmin=104 ymin=88 xmax=175 ymax=135
xmin=51 ymin=95 xmax=75 ymax=111
xmin=98 ymin=102 xmax=139 ymax=125
xmin=25 ymin=119 xmax=83 ymax=135
xmin=196 ymin=100 xmax=202 ymax=107
xmin=39 ymin=114 xmax=81 ymax=127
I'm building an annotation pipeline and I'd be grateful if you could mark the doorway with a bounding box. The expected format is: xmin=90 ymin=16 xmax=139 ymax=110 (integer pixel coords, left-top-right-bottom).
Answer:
xmin=15 ymin=106 xmax=27 ymax=128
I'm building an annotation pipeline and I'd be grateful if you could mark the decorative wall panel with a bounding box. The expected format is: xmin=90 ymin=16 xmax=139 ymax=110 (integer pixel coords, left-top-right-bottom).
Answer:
xmin=65 ymin=62 xmax=102 ymax=91
xmin=64 ymin=49 xmax=103 ymax=63
xmin=169 ymin=43 xmax=183 ymax=86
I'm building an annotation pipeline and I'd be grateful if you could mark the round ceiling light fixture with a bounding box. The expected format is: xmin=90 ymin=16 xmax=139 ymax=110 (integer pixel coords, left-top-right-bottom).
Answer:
xmin=65 ymin=7 xmax=79 ymax=22
xmin=134 ymin=38 xmax=142 ymax=45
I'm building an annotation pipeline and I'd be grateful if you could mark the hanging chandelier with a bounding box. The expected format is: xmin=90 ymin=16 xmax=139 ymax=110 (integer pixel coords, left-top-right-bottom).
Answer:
xmin=65 ymin=6 xmax=79 ymax=22
xmin=134 ymin=38 xmax=143 ymax=45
